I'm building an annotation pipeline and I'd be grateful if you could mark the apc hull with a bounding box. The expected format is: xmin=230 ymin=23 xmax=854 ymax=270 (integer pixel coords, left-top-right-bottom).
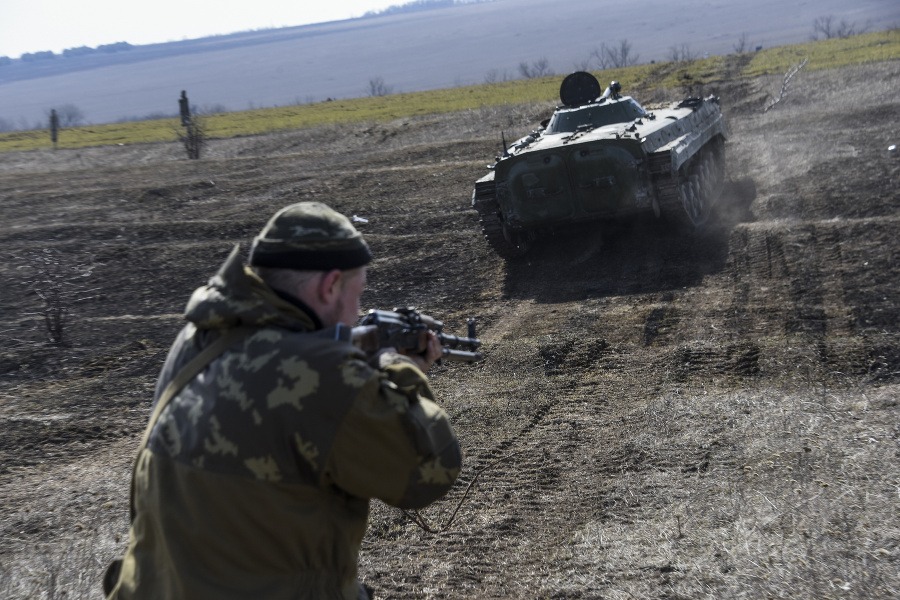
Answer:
xmin=472 ymin=73 xmax=728 ymax=258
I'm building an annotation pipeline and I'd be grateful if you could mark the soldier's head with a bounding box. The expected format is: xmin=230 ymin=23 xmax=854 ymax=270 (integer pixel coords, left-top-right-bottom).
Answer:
xmin=249 ymin=202 xmax=372 ymax=327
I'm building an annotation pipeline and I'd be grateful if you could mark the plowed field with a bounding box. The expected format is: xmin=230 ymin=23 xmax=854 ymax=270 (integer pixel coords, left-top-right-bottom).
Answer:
xmin=1 ymin=61 xmax=898 ymax=599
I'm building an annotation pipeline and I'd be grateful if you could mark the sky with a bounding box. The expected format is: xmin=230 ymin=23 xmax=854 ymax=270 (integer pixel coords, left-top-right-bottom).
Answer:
xmin=0 ymin=0 xmax=407 ymax=58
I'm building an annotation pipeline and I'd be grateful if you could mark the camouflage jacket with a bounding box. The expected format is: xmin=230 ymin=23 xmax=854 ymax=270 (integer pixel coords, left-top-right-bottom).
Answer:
xmin=109 ymin=248 xmax=461 ymax=600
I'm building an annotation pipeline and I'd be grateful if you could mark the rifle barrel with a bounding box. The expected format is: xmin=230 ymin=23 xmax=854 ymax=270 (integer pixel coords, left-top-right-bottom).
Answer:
xmin=442 ymin=348 xmax=483 ymax=362
xmin=437 ymin=332 xmax=481 ymax=350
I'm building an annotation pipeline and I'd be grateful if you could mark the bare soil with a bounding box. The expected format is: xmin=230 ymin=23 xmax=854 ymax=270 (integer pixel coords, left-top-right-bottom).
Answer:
xmin=1 ymin=61 xmax=898 ymax=599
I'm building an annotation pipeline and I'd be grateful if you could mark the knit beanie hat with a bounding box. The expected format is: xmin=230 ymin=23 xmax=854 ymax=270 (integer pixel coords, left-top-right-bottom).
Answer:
xmin=248 ymin=202 xmax=373 ymax=270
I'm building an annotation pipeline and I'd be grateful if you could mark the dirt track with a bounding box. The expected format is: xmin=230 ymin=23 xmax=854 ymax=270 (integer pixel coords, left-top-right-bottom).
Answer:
xmin=1 ymin=61 xmax=898 ymax=598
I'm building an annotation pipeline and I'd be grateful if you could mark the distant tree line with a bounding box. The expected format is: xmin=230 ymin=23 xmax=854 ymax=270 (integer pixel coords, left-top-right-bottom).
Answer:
xmin=810 ymin=15 xmax=871 ymax=40
xmin=43 ymin=104 xmax=85 ymax=127
xmin=485 ymin=14 xmax=874 ymax=84
xmin=20 ymin=50 xmax=56 ymax=62
xmin=363 ymin=0 xmax=490 ymax=19
xmin=1 ymin=42 xmax=133 ymax=65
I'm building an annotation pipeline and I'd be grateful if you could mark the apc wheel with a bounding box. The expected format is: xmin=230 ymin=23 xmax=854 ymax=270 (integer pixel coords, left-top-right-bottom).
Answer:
xmin=500 ymin=226 xmax=531 ymax=258
xmin=680 ymin=173 xmax=710 ymax=229
xmin=473 ymin=180 xmax=531 ymax=259
xmin=658 ymin=138 xmax=726 ymax=233
xmin=475 ymin=199 xmax=532 ymax=258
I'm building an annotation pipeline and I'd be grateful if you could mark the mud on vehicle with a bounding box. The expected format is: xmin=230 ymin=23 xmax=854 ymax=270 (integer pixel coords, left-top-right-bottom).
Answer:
xmin=472 ymin=71 xmax=729 ymax=258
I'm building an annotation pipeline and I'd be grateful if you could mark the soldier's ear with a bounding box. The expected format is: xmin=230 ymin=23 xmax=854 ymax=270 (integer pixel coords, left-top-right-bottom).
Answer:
xmin=317 ymin=269 xmax=344 ymax=304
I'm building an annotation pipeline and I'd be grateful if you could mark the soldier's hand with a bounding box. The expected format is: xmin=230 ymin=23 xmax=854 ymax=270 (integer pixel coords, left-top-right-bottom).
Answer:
xmin=397 ymin=330 xmax=442 ymax=372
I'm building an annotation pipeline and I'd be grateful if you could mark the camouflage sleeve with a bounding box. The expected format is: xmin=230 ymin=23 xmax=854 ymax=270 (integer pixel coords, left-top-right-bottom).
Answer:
xmin=325 ymin=352 xmax=462 ymax=509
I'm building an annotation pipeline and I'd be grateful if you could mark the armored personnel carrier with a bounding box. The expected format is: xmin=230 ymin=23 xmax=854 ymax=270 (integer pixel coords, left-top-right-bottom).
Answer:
xmin=472 ymin=71 xmax=729 ymax=258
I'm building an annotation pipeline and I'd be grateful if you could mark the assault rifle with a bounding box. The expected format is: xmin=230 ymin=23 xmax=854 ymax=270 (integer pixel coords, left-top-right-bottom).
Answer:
xmin=352 ymin=307 xmax=483 ymax=363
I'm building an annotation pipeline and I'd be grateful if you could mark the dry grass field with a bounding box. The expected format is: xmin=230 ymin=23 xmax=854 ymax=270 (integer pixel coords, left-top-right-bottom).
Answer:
xmin=1 ymin=58 xmax=898 ymax=598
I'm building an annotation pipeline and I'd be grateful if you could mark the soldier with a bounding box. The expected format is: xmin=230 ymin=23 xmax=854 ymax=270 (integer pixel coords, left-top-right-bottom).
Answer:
xmin=105 ymin=202 xmax=461 ymax=599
